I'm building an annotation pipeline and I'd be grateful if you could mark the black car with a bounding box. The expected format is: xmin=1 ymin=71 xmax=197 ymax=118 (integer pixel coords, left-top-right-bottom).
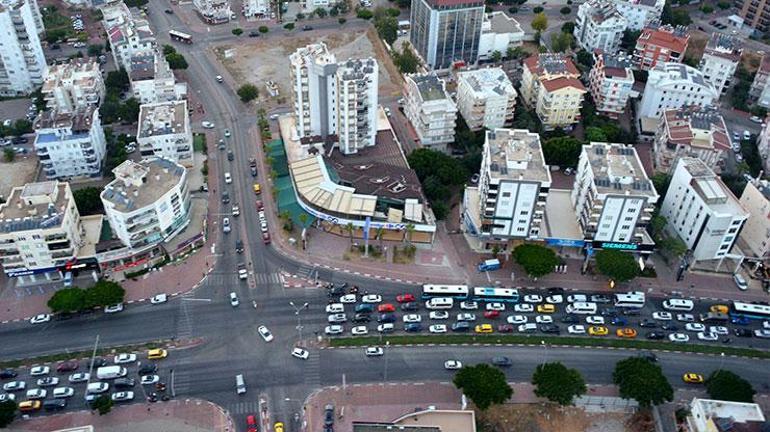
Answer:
xmin=250 ymin=166 xmax=258 ymax=177
xmin=138 ymin=363 xmax=157 ymax=375
xmin=352 ymin=313 xmax=371 ymax=323
xmin=547 ymin=287 xmax=565 ymax=295
xmin=590 ymin=294 xmax=612 ymax=303
xmin=540 ymin=324 xmax=560 ymax=334
xmin=222 ymin=191 xmax=230 ymax=204
xmin=560 ymin=315 xmax=578 ymax=324
xmin=639 ymin=352 xmax=657 ymax=362
xmin=227 ymin=150 xmax=234 ymax=161
xmin=661 ymin=323 xmax=678 ymax=331
xmin=645 ymin=331 xmax=665 ymax=340
xmin=302 ymin=25 xmax=313 ymax=31
xmin=377 ymin=313 xmax=396 ymax=323
xmin=400 ymin=302 xmax=418 ymax=311
xmin=249 ymin=31 xmax=260 ymax=37
xmin=734 ymin=328 xmax=753 ymax=338
xmin=329 ymin=285 xmax=346 ymax=296
xmin=324 ymin=404 xmax=335 ymax=426
xmin=622 ymin=308 xmax=641 ymax=316
xmin=12 ymin=136 xmax=28 ymax=144
xmin=601 ymin=308 xmax=618 ymax=317
xmin=0 ymin=369 xmax=17 ymax=379
xmin=43 ymin=399 xmax=66 ymax=411
xmin=92 ymin=358 xmax=108 ymax=368
xmin=491 ymin=356 xmax=512 ymax=367
xmin=451 ymin=321 xmax=470 ymax=332
xmin=235 ymin=239 xmax=244 ymax=254
xmin=164 ymin=9 xmax=174 ymax=14
xmin=639 ymin=319 xmax=657 ymax=328
xmin=114 ymin=378 xmax=135 ymax=389
xmin=404 ymin=323 xmax=422 ymax=332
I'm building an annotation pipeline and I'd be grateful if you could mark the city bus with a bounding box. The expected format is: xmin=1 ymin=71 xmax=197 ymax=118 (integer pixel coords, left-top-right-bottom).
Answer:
xmin=731 ymin=301 xmax=770 ymax=320
xmin=169 ymin=30 xmax=193 ymax=44
xmin=421 ymin=284 xmax=469 ymax=300
xmin=613 ymin=291 xmax=646 ymax=309
xmin=472 ymin=287 xmax=520 ymax=303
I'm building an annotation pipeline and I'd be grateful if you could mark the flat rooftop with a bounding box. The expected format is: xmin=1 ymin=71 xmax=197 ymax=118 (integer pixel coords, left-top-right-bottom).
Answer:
xmin=129 ymin=52 xmax=156 ymax=81
xmin=681 ymin=158 xmax=747 ymax=216
xmin=101 ymin=158 xmax=185 ymax=213
xmin=458 ymin=67 xmax=516 ymax=98
xmin=138 ymin=101 xmax=188 ymax=138
xmin=692 ymin=398 xmax=765 ymax=425
xmin=663 ymin=105 xmax=731 ymax=152
xmin=42 ymin=59 xmax=101 ymax=93
xmin=485 ymin=128 xmax=551 ymax=183
xmin=584 ymin=142 xmax=656 ymax=197
xmin=0 ymin=181 xmax=70 ymax=233
xmin=486 ymin=11 xmax=523 ymax=34
xmin=410 ymin=73 xmax=449 ymax=102
xmin=705 ymin=32 xmax=741 ymax=62
xmin=34 ymin=106 xmax=95 ymax=133
xmin=523 ymin=53 xmax=580 ymax=77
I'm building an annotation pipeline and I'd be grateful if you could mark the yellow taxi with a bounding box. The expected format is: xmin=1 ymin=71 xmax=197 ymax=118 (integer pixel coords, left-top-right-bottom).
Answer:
xmin=18 ymin=400 xmax=41 ymax=412
xmin=588 ymin=326 xmax=609 ymax=336
xmin=475 ymin=324 xmax=494 ymax=334
xmin=536 ymin=304 xmax=555 ymax=314
xmin=147 ymin=348 xmax=168 ymax=360
xmin=615 ymin=328 xmax=637 ymax=338
xmin=682 ymin=373 xmax=704 ymax=384
xmin=274 ymin=422 xmax=284 ymax=432
xmin=710 ymin=304 xmax=729 ymax=314
xmin=253 ymin=183 xmax=261 ymax=195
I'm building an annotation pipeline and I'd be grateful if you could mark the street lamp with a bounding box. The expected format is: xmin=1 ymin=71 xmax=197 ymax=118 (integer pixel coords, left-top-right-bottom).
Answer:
xmin=289 ymin=301 xmax=309 ymax=344
xmin=384 ymin=341 xmax=390 ymax=382
xmin=718 ymin=352 xmax=725 ymax=375
xmin=540 ymin=340 xmax=547 ymax=367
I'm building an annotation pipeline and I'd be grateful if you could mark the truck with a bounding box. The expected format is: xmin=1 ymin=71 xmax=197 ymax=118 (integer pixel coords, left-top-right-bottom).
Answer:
xmin=96 ymin=366 xmax=127 ymax=380
xmin=477 ymin=259 xmax=501 ymax=272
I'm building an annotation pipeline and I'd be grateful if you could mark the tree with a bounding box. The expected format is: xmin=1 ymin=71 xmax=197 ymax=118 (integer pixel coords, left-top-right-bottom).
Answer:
xmin=561 ymin=21 xmax=575 ymax=34
xmin=513 ymin=244 xmax=559 ymax=278
xmin=105 ymin=69 xmax=130 ymax=92
xmin=87 ymin=44 xmax=103 ymax=57
xmin=92 ymin=394 xmax=113 ymax=415
xmin=717 ymin=0 xmax=730 ymax=8
xmin=315 ymin=7 xmax=328 ymax=17
xmin=296 ymin=12 xmax=305 ymax=20
xmin=237 ymin=84 xmax=260 ymax=103
xmin=620 ymin=29 xmax=641 ymax=52
xmin=700 ymin=4 xmax=713 ymax=13
xmin=650 ymin=172 xmax=671 ymax=197
xmin=453 ymin=364 xmax=513 ymax=410
xmin=166 ymin=52 xmax=189 ymax=69
xmin=162 ymin=44 xmax=176 ymax=56
xmin=232 ymin=28 xmax=244 ymax=36
xmin=84 ymin=280 xmax=125 ymax=309
xmin=595 ymin=250 xmax=639 ymax=282
xmin=259 ymin=25 xmax=269 ymax=33
xmin=404 ymin=223 xmax=415 ymax=245
xmin=0 ymin=400 xmax=16 ymax=428
xmin=374 ymin=14 xmax=398 ymax=44
xmin=613 ymin=357 xmax=673 ymax=407
xmin=47 ymin=287 xmax=86 ymax=313
xmin=585 ymin=126 xmax=608 ymax=142
xmin=345 ymin=222 xmax=355 ymax=244
xmin=491 ymin=50 xmax=502 ymax=62
xmin=532 ymin=362 xmax=587 ymax=405
xmin=531 ymin=12 xmax=548 ymax=32
xmin=73 ymin=187 xmax=104 ymax=216
xmin=357 ymin=8 xmax=374 ymax=19
xmin=542 ymin=136 xmax=583 ymax=168
xmin=560 ymin=6 xmax=571 ymax=14
xmin=117 ymin=97 xmax=140 ymax=122
xmin=533 ymin=6 xmax=544 ymax=12
xmin=284 ymin=22 xmax=295 ymax=30
xmin=706 ymin=371 xmax=756 ymax=403
xmin=575 ymin=49 xmax=594 ymax=68
xmin=3 ymin=148 xmax=14 ymax=163
xmin=407 ymin=148 xmax=468 ymax=186
xmin=550 ymin=32 xmax=573 ymax=52
xmin=393 ymin=46 xmax=419 ymax=74
xmin=338 ymin=17 xmax=346 ymax=24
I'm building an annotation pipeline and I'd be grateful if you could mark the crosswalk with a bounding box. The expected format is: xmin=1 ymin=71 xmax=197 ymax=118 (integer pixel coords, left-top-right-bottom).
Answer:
xmin=253 ymin=273 xmax=281 ymax=284
xmin=226 ymin=400 xmax=261 ymax=415
xmin=175 ymin=293 xmax=195 ymax=340
xmin=206 ymin=272 xmax=281 ymax=286
xmin=304 ymin=351 xmax=321 ymax=387
xmin=295 ymin=265 xmax=316 ymax=280
xmin=171 ymin=366 xmax=193 ymax=396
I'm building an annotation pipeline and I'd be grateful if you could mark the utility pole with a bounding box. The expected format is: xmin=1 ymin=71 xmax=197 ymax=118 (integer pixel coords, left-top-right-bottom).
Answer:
xmin=289 ymin=301 xmax=309 ymax=344
xmin=83 ymin=334 xmax=100 ymax=407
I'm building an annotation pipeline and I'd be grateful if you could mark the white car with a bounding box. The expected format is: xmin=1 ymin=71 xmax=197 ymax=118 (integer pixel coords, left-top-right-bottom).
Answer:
xmin=697 ymin=332 xmax=719 ymax=341
xmin=403 ymin=314 xmax=421 ymax=323
xmin=755 ymin=329 xmax=770 ymax=338
xmin=150 ymin=294 xmax=168 ymax=304
xmin=460 ymin=301 xmax=478 ymax=310
xmin=260 ymin=220 xmax=268 ymax=233
xmin=429 ymin=324 xmax=447 ymax=333
xmin=429 ymin=311 xmax=449 ymax=320
xmin=52 ymin=387 xmax=74 ymax=398
xmin=325 ymin=303 xmax=344 ymax=314
xmin=585 ymin=316 xmax=604 ymax=325
xmin=365 ymin=346 xmax=384 ymax=357
xmin=676 ymin=313 xmax=695 ymax=322
xmin=545 ymin=295 xmax=563 ymax=304
xmin=685 ymin=323 xmax=706 ymax=332
xmin=224 ymin=129 xmax=231 ymax=138
xmin=456 ymin=313 xmax=476 ymax=322
xmin=327 ymin=313 xmax=347 ymax=323
xmin=339 ymin=294 xmax=357 ymax=304
xmin=567 ymin=325 xmax=586 ymax=334
xmin=518 ymin=323 xmax=537 ymax=333
xmin=566 ymin=294 xmax=587 ymax=303
xmin=535 ymin=315 xmax=553 ymax=324
xmin=444 ymin=360 xmax=462 ymax=370
xmin=222 ymin=217 xmax=231 ymax=233
xmin=224 ymin=172 xmax=232 ymax=184
xmin=229 ymin=292 xmax=239 ymax=307
xmin=0 ymin=394 xmax=14 ymax=402
xmin=291 ymin=347 xmax=309 ymax=360
xmin=523 ymin=294 xmax=542 ymax=303
xmin=112 ymin=391 xmax=134 ymax=402
xmin=507 ymin=315 xmax=528 ymax=325
xmin=30 ymin=366 xmax=50 ymax=376
xmin=2 ymin=381 xmax=24 ymax=392
xmin=709 ymin=326 xmax=729 ymax=335
xmin=68 ymin=373 xmax=89 ymax=383
xmin=104 ymin=303 xmax=124 ymax=314
xmin=377 ymin=323 xmax=394 ymax=333
xmin=485 ymin=302 xmax=505 ymax=311
xmin=140 ymin=375 xmax=159 ymax=385
xmin=29 ymin=314 xmax=51 ymax=324
xmin=37 ymin=377 xmax=59 ymax=387
xmin=26 ymin=389 xmax=46 ymax=399
xmin=351 ymin=326 xmax=368 ymax=335
xmin=652 ymin=311 xmax=672 ymax=321
xmin=514 ymin=304 xmax=534 ymax=313
xmin=232 ymin=205 xmax=240 ymax=217
xmin=668 ymin=333 xmax=690 ymax=343
xmin=258 ymin=325 xmax=274 ymax=342
xmin=202 ymin=121 xmax=215 ymax=129
xmin=325 ymin=325 xmax=344 ymax=335
xmin=763 ymin=320 xmax=770 ymax=329
xmin=362 ymin=294 xmax=382 ymax=303
xmin=114 ymin=354 xmax=136 ymax=364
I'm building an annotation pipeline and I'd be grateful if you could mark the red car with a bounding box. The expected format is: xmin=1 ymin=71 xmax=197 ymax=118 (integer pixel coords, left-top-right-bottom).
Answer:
xmin=56 ymin=361 xmax=79 ymax=373
xmin=497 ymin=324 xmax=514 ymax=333
xmin=255 ymin=200 xmax=264 ymax=211
xmin=377 ymin=303 xmax=395 ymax=313
xmin=246 ymin=415 xmax=258 ymax=432
xmin=483 ymin=310 xmax=500 ymax=319
xmin=262 ymin=232 xmax=271 ymax=244
xmin=396 ymin=294 xmax=415 ymax=303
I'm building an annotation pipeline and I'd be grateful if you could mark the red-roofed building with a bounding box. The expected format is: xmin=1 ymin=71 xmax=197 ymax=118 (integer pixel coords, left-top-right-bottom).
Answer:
xmin=520 ymin=54 xmax=586 ymax=130
xmin=633 ymin=25 xmax=690 ymax=71
xmin=588 ymin=50 xmax=636 ymax=118
xmin=653 ymin=105 xmax=731 ymax=173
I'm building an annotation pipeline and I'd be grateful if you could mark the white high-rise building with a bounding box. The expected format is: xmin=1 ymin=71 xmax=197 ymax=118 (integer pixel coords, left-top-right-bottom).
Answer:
xmin=336 ymin=58 xmax=378 ymax=155
xmin=0 ymin=0 xmax=47 ymax=96
xmin=661 ymin=157 xmax=748 ymax=262
xmin=129 ymin=51 xmax=187 ymax=104
xmin=737 ymin=179 xmax=770 ymax=259
xmin=612 ymin=0 xmax=665 ymax=31
xmin=192 ymin=0 xmax=232 ymax=23
xmin=574 ymin=0 xmax=628 ymax=54
xmin=403 ymin=73 xmax=458 ymax=152
xmin=41 ymin=59 xmax=105 ymax=113
xmin=456 ymin=67 xmax=516 ymax=131
xmin=101 ymin=158 xmax=191 ymax=250
xmin=102 ymin=2 xmax=156 ymax=71
xmin=137 ymin=100 xmax=193 ymax=166
xmin=34 ymin=107 xmax=106 ymax=180
xmin=698 ymin=33 xmax=742 ymax=95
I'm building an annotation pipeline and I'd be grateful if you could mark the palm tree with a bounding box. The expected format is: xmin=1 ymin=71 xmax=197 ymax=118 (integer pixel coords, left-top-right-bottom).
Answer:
xmin=404 ymin=223 xmax=415 ymax=246
xmin=345 ymin=222 xmax=355 ymax=245
xmin=376 ymin=226 xmax=385 ymax=250
xmin=298 ymin=212 xmax=309 ymax=228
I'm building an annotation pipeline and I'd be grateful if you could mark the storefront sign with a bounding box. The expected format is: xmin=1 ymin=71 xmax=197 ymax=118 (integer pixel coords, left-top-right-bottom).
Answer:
xmin=546 ymin=238 xmax=585 ymax=248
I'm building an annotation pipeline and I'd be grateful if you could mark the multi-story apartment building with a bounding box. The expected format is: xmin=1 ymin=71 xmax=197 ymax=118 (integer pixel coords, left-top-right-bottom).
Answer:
xmin=0 ymin=0 xmax=47 ymax=96
xmin=289 ymin=43 xmax=378 ymax=154
xmin=521 ymin=54 xmax=586 ymax=130
xmin=612 ymin=0 xmax=665 ymax=31
xmin=102 ymin=2 xmax=156 ymax=71
xmin=243 ymin=0 xmax=269 ymax=18
xmin=0 ymin=181 xmax=83 ymax=279
xmin=455 ymin=67 xmax=516 ymax=131
xmin=638 ymin=63 xmax=719 ymax=131
xmin=737 ymin=179 xmax=770 ymax=259
xmin=574 ymin=0 xmax=628 ymax=54
xmin=749 ymin=54 xmax=770 ymax=107
xmin=34 ymin=107 xmax=106 ymax=180
xmin=41 ymin=59 xmax=105 ymax=113
xmin=409 ymin=0 xmax=485 ymax=70
xmin=403 ymin=73 xmax=458 ymax=152
xmin=660 ymin=157 xmax=748 ymax=262
xmin=588 ymin=51 xmax=635 ymax=119
xmin=129 ymin=51 xmax=187 ymax=104
xmin=653 ymin=105 xmax=731 ymax=173
xmin=192 ymin=0 xmax=232 ymax=23
xmin=699 ymin=33 xmax=742 ymax=95
xmin=736 ymin=0 xmax=770 ymax=33
xmin=756 ymin=120 xmax=770 ymax=175
xmin=463 ymin=128 xmax=551 ymax=250
xmin=633 ymin=25 xmax=689 ymax=71
xmin=101 ymin=158 xmax=191 ymax=251
xmin=571 ymin=142 xmax=658 ymax=247
xmin=477 ymin=12 xmax=525 ymax=61
xmin=137 ymin=100 xmax=193 ymax=166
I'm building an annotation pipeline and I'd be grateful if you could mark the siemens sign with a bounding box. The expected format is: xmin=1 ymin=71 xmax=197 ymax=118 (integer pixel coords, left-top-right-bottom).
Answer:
xmin=591 ymin=241 xmax=655 ymax=252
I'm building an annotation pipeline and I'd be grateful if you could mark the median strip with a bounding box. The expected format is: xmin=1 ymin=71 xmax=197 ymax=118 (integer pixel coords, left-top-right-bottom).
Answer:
xmin=329 ymin=335 xmax=770 ymax=359
xmin=0 ymin=339 xmax=174 ymax=369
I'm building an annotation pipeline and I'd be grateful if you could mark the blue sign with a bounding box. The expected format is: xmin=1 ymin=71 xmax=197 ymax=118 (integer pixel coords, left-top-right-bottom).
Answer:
xmin=363 ymin=217 xmax=371 ymax=241
xmin=546 ymin=238 xmax=585 ymax=248
xmin=5 ymin=266 xmax=58 ymax=278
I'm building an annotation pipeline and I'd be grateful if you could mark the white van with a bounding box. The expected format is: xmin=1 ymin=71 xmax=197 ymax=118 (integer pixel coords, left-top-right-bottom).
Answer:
xmin=662 ymin=298 xmax=694 ymax=311
xmin=96 ymin=366 xmax=127 ymax=380
xmin=565 ymin=302 xmax=598 ymax=315
xmin=235 ymin=374 xmax=246 ymax=395
xmin=325 ymin=303 xmax=344 ymax=314
xmin=425 ymin=297 xmax=454 ymax=310
xmin=86 ymin=382 xmax=109 ymax=394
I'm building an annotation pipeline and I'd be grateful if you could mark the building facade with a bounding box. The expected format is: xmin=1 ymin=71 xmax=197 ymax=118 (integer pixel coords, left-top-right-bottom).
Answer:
xmin=477 ymin=12 xmax=525 ymax=60
xmin=0 ymin=0 xmax=47 ymax=96
xmin=192 ymin=0 xmax=232 ymax=23
xmin=757 ymin=119 xmax=770 ymax=173
xmin=633 ymin=25 xmax=690 ymax=71
xmin=749 ymin=54 xmax=770 ymax=107
xmin=698 ymin=33 xmax=742 ymax=95
xmin=409 ymin=0 xmax=485 ymax=70
xmin=588 ymin=51 xmax=635 ymax=119
xmin=456 ymin=67 xmax=516 ymax=131
xmin=41 ymin=59 xmax=105 ymax=113
xmin=736 ymin=0 xmax=770 ymax=33
xmin=638 ymin=63 xmax=719 ymax=124
xmin=335 ymin=58 xmax=379 ymax=155
xmin=34 ymin=107 xmax=106 ymax=180
xmin=653 ymin=105 xmax=731 ymax=173
xmin=101 ymin=158 xmax=191 ymax=250
xmin=612 ymin=0 xmax=665 ymax=31
xmin=737 ymin=180 xmax=770 ymax=259
xmin=660 ymin=157 xmax=748 ymax=262
xmin=521 ymin=54 xmax=586 ymax=130
xmin=137 ymin=100 xmax=193 ymax=166
xmin=574 ymin=0 xmax=628 ymax=54
xmin=571 ymin=142 xmax=658 ymax=246
xmin=403 ymin=73 xmax=457 ymax=152
xmin=129 ymin=51 xmax=187 ymax=104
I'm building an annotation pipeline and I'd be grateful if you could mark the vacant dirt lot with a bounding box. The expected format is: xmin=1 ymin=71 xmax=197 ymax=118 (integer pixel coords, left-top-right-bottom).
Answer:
xmin=476 ymin=404 xmax=636 ymax=432
xmin=215 ymin=27 xmax=402 ymax=105
xmin=0 ymin=156 xmax=38 ymax=200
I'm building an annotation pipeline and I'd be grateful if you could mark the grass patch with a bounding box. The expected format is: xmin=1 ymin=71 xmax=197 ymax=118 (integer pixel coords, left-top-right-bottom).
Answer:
xmin=193 ymin=133 xmax=207 ymax=154
xmin=329 ymin=335 xmax=770 ymax=359
xmin=0 ymin=340 xmax=171 ymax=369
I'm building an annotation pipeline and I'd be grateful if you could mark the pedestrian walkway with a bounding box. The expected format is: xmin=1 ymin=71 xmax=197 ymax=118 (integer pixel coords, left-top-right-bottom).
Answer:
xmin=303 ymin=351 xmax=321 ymax=388
xmin=226 ymin=400 xmax=261 ymax=416
xmin=253 ymin=272 xmax=282 ymax=284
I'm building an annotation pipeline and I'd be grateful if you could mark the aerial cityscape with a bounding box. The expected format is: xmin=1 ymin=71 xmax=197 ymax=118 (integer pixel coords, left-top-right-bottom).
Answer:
xmin=0 ymin=0 xmax=768 ymax=430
